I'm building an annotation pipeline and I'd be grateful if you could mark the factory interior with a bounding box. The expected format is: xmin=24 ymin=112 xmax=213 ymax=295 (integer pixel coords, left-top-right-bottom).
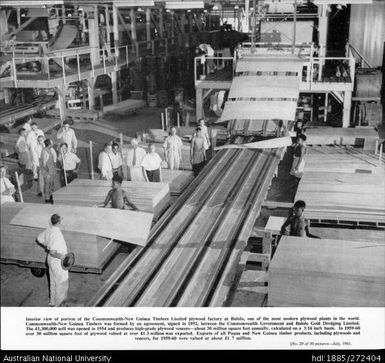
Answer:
xmin=0 ymin=0 xmax=384 ymax=308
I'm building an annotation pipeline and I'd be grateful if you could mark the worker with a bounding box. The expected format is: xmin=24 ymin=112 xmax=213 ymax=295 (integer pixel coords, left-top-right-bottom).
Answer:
xmin=163 ymin=126 xmax=183 ymax=170
xmin=125 ymin=139 xmax=146 ymax=181
xmin=32 ymin=135 xmax=45 ymax=196
xmin=15 ymin=128 xmax=31 ymax=170
xmin=190 ymin=127 xmax=206 ymax=177
xmin=0 ymin=165 xmax=16 ymax=204
xmin=40 ymin=138 xmax=58 ymax=204
xmin=98 ymin=143 xmax=113 ymax=181
xmin=99 ymin=174 xmax=138 ymax=210
xmin=56 ymin=120 xmax=78 ymax=154
xmin=26 ymin=122 xmax=44 ymax=179
xmin=58 ymin=143 xmax=81 ymax=187
xmin=290 ymin=134 xmax=307 ymax=180
xmin=141 ymin=144 xmax=163 ymax=182
xmin=36 ymin=214 xmax=69 ymax=307
xmin=198 ymin=43 xmax=216 ymax=74
xmin=198 ymin=119 xmax=211 ymax=153
xmin=294 ymin=119 xmax=306 ymax=139
xmin=22 ymin=117 xmax=32 ymax=133
xmin=110 ymin=143 xmax=123 ymax=178
xmin=280 ymin=200 xmax=320 ymax=238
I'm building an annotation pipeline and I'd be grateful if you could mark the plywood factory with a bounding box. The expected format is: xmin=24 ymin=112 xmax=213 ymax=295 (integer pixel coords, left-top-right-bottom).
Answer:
xmin=0 ymin=0 xmax=384 ymax=309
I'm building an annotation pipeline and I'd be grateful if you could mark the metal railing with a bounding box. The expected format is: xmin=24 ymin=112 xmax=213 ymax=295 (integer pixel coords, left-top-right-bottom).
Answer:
xmin=5 ymin=45 xmax=132 ymax=87
xmin=302 ymin=56 xmax=355 ymax=88
xmin=194 ymin=55 xmax=235 ymax=84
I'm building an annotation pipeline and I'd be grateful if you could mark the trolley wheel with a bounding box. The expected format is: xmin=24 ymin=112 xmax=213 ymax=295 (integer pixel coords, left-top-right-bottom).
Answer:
xmin=30 ymin=267 xmax=46 ymax=278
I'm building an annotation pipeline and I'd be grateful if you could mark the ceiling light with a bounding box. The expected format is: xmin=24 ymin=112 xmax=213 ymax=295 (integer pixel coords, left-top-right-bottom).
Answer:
xmin=212 ymin=5 xmax=219 ymax=10
xmin=234 ymin=5 xmax=239 ymax=9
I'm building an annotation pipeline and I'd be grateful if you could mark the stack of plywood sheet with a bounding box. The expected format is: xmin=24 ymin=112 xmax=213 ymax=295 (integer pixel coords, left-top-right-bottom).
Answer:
xmin=268 ymin=236 xmax=385 ymax=307
xmin=1 ymin=202 xmax=120 ymax=273
xmin=296 ymin=158 xmax=385 ymax=228
xmin=52 ymin=179 xmax=170 ymax=219
xmin=305 ymin=127 xmax=379 ymax=151
xmin=159 ymin=169 xmax=194 ymax=196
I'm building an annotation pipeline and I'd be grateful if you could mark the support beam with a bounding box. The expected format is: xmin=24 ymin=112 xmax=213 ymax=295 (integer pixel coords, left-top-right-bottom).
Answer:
xmin=318 ymin=5 xmax=328 ymax=57
xmin=159 ymin=8 xmax=164 ymax=38
xmin=5 ymin=17 xmax=38 ymax=39
xmin=87 ymin=78 xmax=95 ymax=110
xmin=57 ymin=84 xmax=66 ymax=123
xmin=188 ymin=13 xmax=193 ymax=33
xmin=196 ymin=88 xmax=204 ymax=121
xmin=117 ymin=10 xmax=133 ymax=42
xmin=130 ymin=9 xmax=137 ymax=43
xmin=342 ymin=91 xmax=352 ymax=128
xmin=112 ymin=5 xmax=120 ymax=53
xmin=110 ymin=71 xmax=118 ymax=105
xmin=146 ymin=8 xmax=151 ymax=49
xmin=150 ymin=12 xmax=162 ymax=38
xmin=89 ymin=6 xmax=100 ymax=65
xmin=193 ymin=13 xmax=202 ymax=32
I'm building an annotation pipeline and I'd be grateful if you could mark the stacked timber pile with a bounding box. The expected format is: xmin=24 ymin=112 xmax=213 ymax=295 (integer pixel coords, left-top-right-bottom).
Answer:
xmin=0 ymin=133 xmax=18 ymax=156
xmin=297 ymin=146 xmax=385 ymax=227
xmin=268 ymin=236 xmax=385 ymax=307
xmin=52 ymin=179 xmax=170 ymax=219
xmin=160 ymin=169 xmax=194 ymax=196
xmin=1 ymin=202 xmax=153 ymax=273
xmin=88 ymin=145 xmax=284 ymax=307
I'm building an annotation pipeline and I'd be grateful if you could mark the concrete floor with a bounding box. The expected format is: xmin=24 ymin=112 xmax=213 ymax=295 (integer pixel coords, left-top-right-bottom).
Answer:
xmin=1 ymin=107 xmax=298 ymax=307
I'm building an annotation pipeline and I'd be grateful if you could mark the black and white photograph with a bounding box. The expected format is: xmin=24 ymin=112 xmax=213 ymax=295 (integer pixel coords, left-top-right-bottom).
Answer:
xmin=0 ymin=0 xmax=384 ymax=356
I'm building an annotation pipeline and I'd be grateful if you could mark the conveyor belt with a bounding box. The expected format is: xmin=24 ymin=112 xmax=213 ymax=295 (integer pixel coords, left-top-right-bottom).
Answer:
xmin=88 ymin=138 xmax=283 ymax=307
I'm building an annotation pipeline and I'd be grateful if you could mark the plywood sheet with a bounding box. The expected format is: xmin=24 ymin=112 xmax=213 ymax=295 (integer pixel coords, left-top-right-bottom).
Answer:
xmin=268 ymin=236 xmax=385 ymax=307
xmin=228 ymin=76 xmax=300 ymax=99
xmin=236 ymin=57 xmax=304 ymax=73
xmin=220 ymin=100 xmax=297 ymax=122
xmin=10 ymin=203 xmax=153 ymax=246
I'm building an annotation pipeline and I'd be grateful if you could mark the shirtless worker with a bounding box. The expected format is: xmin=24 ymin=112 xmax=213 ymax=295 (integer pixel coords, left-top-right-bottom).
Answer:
xmin=280 ymin=200 xmax=320 ymax=238
xmin=99 ymin=174 xmax=138 ymax=210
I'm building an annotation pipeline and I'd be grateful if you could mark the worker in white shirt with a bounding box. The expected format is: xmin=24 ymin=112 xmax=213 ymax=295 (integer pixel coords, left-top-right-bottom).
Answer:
xmin=26 ymin=122 xmax=45 ymax=179
xmin=36 ymin=214 xmax=69 ymax=307
xmin=56 ymin=120 xmax=78 ymax=153
xmin=40 ymin=138 xmax=58 ymax=204
xmin=125 ymin=138 xmax=146 ymax=181
xmin=58 ymin=143 xmax=81 ymax=187
xmin=33 ymin=135 xmax=45 ymax=196
xmin=98 ymin=143 xmax=113 ymax=180
xmin=141 ymin=144 xmax=163 ymax=182
xmin=198 ymin=119 xmax=211 ymax=152
xmin=110 ymin=143 xmax=123 ymax=178
xmin=163 ymin=126 xmax=183 ymax=170
xmin=198 ymin=43 xmax=216 ymax=74
xmin=15 ymin=128 xmax=32 ymax=170
xmin=22 ymin=117 xmax=32 ymax=133
xmin=0 ymin=165 xmax=16 ymax=204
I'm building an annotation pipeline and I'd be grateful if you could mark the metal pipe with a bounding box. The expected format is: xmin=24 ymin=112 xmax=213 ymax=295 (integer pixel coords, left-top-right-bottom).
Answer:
xmin=292 ymin=0 xmax=297 ymax=54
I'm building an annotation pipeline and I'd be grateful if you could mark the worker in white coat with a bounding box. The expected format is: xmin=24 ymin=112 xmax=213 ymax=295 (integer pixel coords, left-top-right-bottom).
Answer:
xmin=32 ymin=135 xmax=45 ymax=196
xmin=163 ymin=126 xmax=183 ymax=170
xmin=125 ymin=139 xmax=146 ymax=181
xmin=56 ymin=120 xmax=78 ymax=153
xmin=26 ymin=122 xmax=44 ymax=179
xmin=98 ymin=143 xmax=113 ymax=180
xmin=15 ymin=128 xmax=32 ymax=170
xmin=0 ymin=165 xmax=16 ymax=204
xmin=37 ymin=214 xmax=69 ymax=307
